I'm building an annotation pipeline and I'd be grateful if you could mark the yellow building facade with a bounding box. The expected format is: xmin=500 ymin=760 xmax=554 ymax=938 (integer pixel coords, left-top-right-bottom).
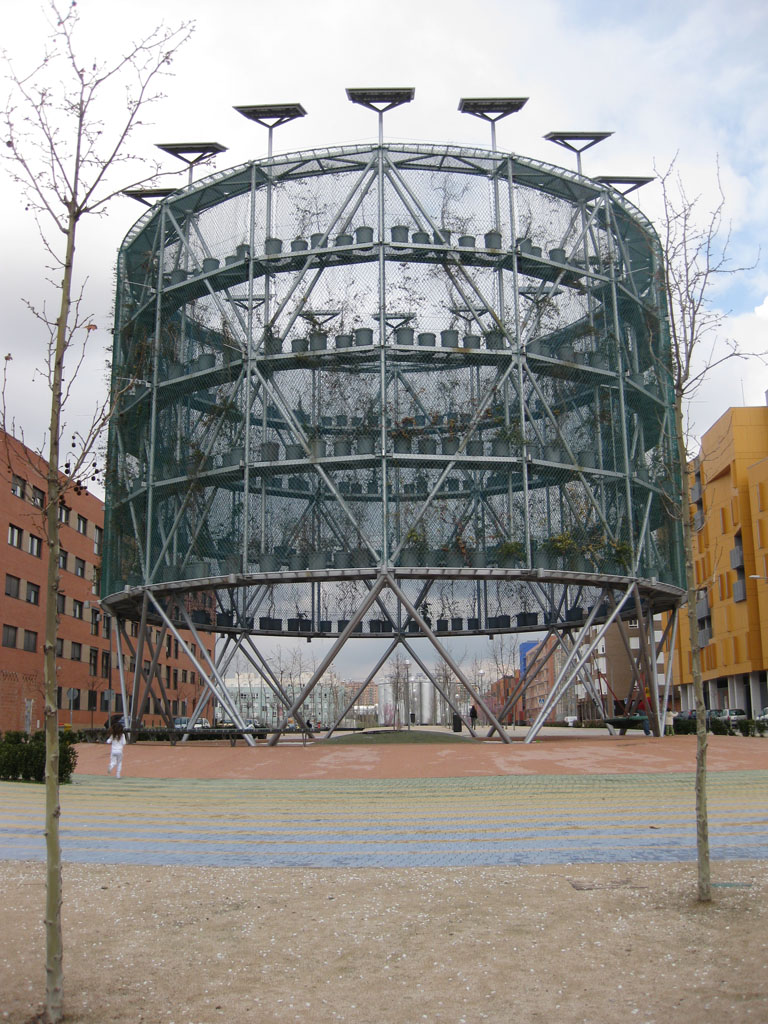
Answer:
xmin=673 ymin=406 xmax=768 ymax=716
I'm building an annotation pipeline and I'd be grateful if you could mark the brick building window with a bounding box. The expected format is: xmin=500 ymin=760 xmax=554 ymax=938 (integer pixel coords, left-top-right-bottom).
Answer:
xmin=29 ymin=535 xmax=42 ymax=558
xmin=23 ymin=630 xmax=37 ymax=653
xmin=58 ymin=550 xmax=68 ymax=571
xmin=57 ymin=593 xmax=66 ymax=615
xmin=77 ymin=515 xmax=88 ymax=535
xmin=55 ymin=637 xmax=64 ymax=657
xmin=31 ymin=486 xmax=45 ymax=508
xmin=8 ymin=524 xmax=22 ymax=548
xmin=102 ymin=616 xmax=111 ymax=639
xmin=2 ymin=625 xmax=18 ymax=648
xmin=75 ymin=557 xmax=86 ymax=578
xmin=11 ymin=475 xmax=25 ymax=499
xmin=72 ymin=599 xmax=84 ymax=619
xmin=5 ymin=574 xmax=20 ymax=599
xmin=71 ymin=641 xmax=82 ymax=661
xmin=101 ymin=651 xmax=111 ymax=678
xmin=91 ymin=609 xmax=100 ymax=635
xmin=26 ymin=582 xmax=40 ymax=605
xmin=93 ymin=525 xmax=103 ymax=556
xmin=89 ymin=647 xmax=98 ymax=675
xmin=87 ymin=690 xmax=97 ymax=711
xmin=58 ymin=504 xmax=70 ymax=525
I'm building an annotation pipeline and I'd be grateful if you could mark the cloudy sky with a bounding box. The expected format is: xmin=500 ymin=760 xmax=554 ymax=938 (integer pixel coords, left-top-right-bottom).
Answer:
xmin=2 ymin=0 xmax=766 ymax=679
xmin=2 ymin=0 xmax=767 ymax=456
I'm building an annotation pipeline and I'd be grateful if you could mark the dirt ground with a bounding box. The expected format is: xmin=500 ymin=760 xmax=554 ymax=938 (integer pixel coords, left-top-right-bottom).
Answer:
xmin=1 ymin=859 xmax=766 ymax=1024
xmin=3 ymin=733 xmax=767 ymax=1023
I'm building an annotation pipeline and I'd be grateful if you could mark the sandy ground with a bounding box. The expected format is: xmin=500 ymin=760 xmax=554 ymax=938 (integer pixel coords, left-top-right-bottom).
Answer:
xmin=2 ymin=860 xmax=767 ymax=1024
xmin=3 ymin=733 xmax=768 ymax=1023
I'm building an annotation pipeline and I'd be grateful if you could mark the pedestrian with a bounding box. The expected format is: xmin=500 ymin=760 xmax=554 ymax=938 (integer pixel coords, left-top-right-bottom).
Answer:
xmin=107 ymin=721 xmax=127 ymax=778
xmin=470 ymin=704 xmax=478 ymax=726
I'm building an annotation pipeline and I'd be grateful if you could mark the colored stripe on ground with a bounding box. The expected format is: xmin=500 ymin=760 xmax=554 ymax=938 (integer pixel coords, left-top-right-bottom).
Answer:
xmin=0 ymin=771 xmax=766 ymax=867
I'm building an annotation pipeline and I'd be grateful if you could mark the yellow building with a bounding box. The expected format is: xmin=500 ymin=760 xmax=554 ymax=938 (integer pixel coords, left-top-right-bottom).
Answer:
xmin=673 ymin=406 xmax=768 ymax=716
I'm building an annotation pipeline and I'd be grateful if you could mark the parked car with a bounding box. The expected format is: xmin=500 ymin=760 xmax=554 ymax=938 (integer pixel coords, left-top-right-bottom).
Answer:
xmin=173 ymin=716 xmax=190 ymax=731
xmin=757 ymin=708 xmax=768 ymax=723
xmin=718 ymin=708 xmax=747 ymax=724
xmin=193 ymin=718 xmax=211 ymax=730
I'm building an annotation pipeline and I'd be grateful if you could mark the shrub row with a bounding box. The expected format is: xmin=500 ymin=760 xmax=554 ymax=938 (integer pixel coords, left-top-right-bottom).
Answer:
xmin=673 ymin=718 xmax=766 ymax=737
xmin=0 ymin=734 xmax=78 ymax=783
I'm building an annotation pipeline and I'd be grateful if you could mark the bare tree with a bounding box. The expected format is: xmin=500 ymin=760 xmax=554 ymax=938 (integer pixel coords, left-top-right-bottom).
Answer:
xmin=657 ymin=157 xmax=757 ymax=903
xmin=2 ymin=5 xmax=192 ymax=1019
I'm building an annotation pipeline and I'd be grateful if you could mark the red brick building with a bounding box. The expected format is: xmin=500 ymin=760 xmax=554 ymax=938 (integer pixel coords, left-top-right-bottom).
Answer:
xmin=0 ymin=431 xmax=212 ymax=732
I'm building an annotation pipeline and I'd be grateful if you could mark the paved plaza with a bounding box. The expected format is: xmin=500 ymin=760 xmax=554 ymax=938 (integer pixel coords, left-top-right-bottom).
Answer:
xmin=2 ymin=732 xmax=767 ymax=868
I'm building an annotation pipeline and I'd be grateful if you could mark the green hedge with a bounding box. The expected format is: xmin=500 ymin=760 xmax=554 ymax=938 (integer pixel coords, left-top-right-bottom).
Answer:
xmin=0 ymin=734 xmax=78 ymax=783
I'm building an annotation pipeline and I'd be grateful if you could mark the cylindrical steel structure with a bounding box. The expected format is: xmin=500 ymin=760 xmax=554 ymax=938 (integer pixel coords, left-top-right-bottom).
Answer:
xmin=103 ymin=140 xmax=684 ymax=652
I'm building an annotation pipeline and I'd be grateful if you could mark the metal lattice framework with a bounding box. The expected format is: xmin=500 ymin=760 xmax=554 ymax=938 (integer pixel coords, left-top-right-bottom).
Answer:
xmin=103 ymin=137 xmax=685 ymax=744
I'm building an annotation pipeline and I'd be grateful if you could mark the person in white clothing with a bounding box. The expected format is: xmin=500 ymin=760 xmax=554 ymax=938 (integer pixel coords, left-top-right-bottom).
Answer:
xmin=107 ymin=721 xmax=127 ymax=778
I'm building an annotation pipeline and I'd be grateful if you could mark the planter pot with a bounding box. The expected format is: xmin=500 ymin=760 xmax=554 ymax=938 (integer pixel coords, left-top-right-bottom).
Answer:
xmin=260 ymin=441 xmax=279 ymax=462
xmin=288 ymin=554 xmax=304 ymax=571
xmin=485 ymin=331 xmax=505 ymax=350
xmin=412 ymin=231 xmax=430 ymax=244
xmin=350 ymin=481 xmax=362 ymax=494
xmin=235 ymin=244 xmax=250 ymax=260
xmin=393 ymin=436 xmax=412 ymax=454
xmin=434 ymin=229 xmax=451 ymax=245
xmin=399 ymin=548 xmax=423 ymax=567
xmin=354 ymin=328 xmax=374 ymax=347
xmin=285 ymin=443 xmax=303 ymax=460
xmin=440 ymin=329 xmax=459 ymax=347
xmin=462 ymin=334 xmax=481 ymax=349
xmin=319 ymin=620 xmax=332 ymax=632
xmin=549 ymin=247 xmax=566 ymax=262
xmin=216 ymin=612 xmax=234 ymax=628
xmin=264 ymin=335 xmax=283 ymax=355
xmin=291 ymin=337 xmax=308 ymax=353
xmin=467 ymin=617 xmax=480 ymax=630
xmin=334 ymin=550 xmax=352 ymax=569
xmin=264 ymin=237 xmax=283 ymax=255
xmin=445 ymin=477 xmax=460 ymax=491
xmin=335 ymin=233 xmax=353 ymax=247
xmin=395 ymin=326 xmax=414 ymax=345
xmin=191 ymin=609 xmax=211 ymax=625
xmin=336 ymin=414 xmax=347 ymax=426
xmin=484 ymin=230 xmax=502 ymax=249
xmin=497 ymin=551 xmax=522 ymax=569
xmin=289 ymin=475 xmax=307 ymax=491
xmin=517 ymin=612 xmax=538 ymax=628
xmin=309 ymin=438 xmax=326 ymax=458
xmin=187 ymin=561 xmax=210 ymax=580
xmin=192 ymin=353 xmax=216 ymax=372
xmin=544 ymin=445 xmax=566 ymax=463
xmin=495 ymin=614 xmax=511 ymax=629
xmin=355 ymin=226 xmax=374 ymax=245
xmin=170 ymin=269 xmax=187 ymax=285
xmin=309 ymin=331 xmax=328 ymax=351
xmin=558 ymin=345 xmax=575 ymax=362
xmin=259 ymin=553 xmax=280 ymax=572
xmin=310 ymin=233 xmax=327 ymax=249
xmin=417 ymin=332 xmax=436 ymax=347
xmin=391 ymin=225 xmax=410 ymax=243
xmin=290 ymin=237 xmax=309 ymax=252
xmin=566 ymin=606 xmax=584 ymax=622
xmin=577 ymin=450 xmax=597 ymax=469
xmin=287 ymin=618 xmax=303 ymax=632
xmin=418 ymin=438 xmax=437 ymax=455
xmin=466 ymin=439 xmax=484 ymax=457
xmin=351 ymin=548 xmax=374 ymax=568
xmin=308 ymin=552 xmax=327 ymax=570
xmin=442 ymin=437 xmax=460 ymax=456
xmin=333 ymin=440 xmax=352 ymax=457
xmin=589 ymin=352 xmax=610 ymax=370
xmin=437 ymin=618 xmax=449 ymax=632
xmin=458 ymin=234 xmax=475 ymax=248
xmin=491 ymin=438 xmax=511 ymax=457
xmin=451 ymin=616 xmax=463 ymax=631
xmin=445 ymin=551 xmax=465 ymax=568
xmin=335 ymin=333 xmax=353 ymax=349
xmin=202 ymin=257 xmax=220 ymax=272
xmin=357 ymin=435 xmax=376 ymax=455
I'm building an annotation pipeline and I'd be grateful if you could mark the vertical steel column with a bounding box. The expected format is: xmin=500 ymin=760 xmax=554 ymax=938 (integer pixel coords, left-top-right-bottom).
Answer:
xmin=377 ymin=119 xmax=389 ymax=565
xmin=145 ymin=206 xmax=166 ymax=581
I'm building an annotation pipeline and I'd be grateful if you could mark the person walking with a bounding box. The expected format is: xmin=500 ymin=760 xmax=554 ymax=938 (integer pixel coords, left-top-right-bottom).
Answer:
xmin=107 ymin=721 xmax=127 ymax=778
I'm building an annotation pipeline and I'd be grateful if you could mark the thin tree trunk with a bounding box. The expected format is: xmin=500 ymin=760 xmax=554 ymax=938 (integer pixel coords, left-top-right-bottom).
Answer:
xmin=44 ymin=208 xmax=77 ymax=1023
xmin=674 ymin=394 xmax=711 ymax=902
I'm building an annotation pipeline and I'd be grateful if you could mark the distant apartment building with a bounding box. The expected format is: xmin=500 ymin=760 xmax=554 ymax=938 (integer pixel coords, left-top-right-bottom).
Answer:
xmin=672 ymin=406 xmax=768 ymax=716
xmin=0 ymin=430 xmax=212 ymax=732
